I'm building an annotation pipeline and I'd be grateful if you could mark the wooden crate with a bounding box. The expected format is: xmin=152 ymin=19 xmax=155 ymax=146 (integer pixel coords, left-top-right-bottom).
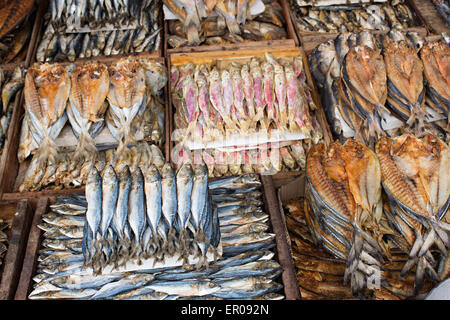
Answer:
xmin=165 ymin=0 xmax=299 ymax=54
xmin=0 ymin=55 xmax=170 ymax=201
xmin=167 ymin=45 xmax=333 ymax=168
xmin=409 ymin=0 xmax=450 ymax=35
xmin=289 ymin=0 xmax=429 ymax=53
xmin=14 ymin=174 xmax=301 ymax=300
xmin=0 ymin=199 xmax=33 ymax=300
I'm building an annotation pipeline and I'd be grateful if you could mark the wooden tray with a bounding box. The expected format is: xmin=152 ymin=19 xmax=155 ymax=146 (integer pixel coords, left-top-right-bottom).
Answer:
xmin=290 ymin=0 xmax=429 ymax=53
xmin=0 ymin=55 xmax=170 ymax=201
xmin=167 ymin=45 xmax=333 ymax=167
xmin=0 ymin=199 xmax=33 ymax=300
xmin=409 ymin=0 xmax=450 ymax=35
xmin=165 ymin=0 xmax=299 ymax=54
xmin=14 ymin=174 xmax=300 ymax=300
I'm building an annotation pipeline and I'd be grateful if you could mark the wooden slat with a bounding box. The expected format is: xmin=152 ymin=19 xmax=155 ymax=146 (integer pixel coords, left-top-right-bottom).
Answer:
xmin=0 ymin=200 xmax=33 ymax=300
xmin=14 ymin=197 xmax=48 ymax=300
xmin=409 ymin=0 xmax=450 ymax=35
xmin=261 ymin=175 xmax=301 ymax=300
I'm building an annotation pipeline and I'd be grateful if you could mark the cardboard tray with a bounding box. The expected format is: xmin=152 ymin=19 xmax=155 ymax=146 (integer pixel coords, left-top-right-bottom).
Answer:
xmin=0 ymin=199 xmax=33 ymax=300
xmin=165 ymin=0 xmax=300 ymax=54
xmin=15 ymin=175 xmax=301 ymax=300
xmin=166 ymin=45 xmax=333 ymax=168
xmin=0 ymin=55 xmax=170 ymax=201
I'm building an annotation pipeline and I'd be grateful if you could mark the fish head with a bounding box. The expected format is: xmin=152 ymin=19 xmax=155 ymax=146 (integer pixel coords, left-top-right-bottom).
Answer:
xmin=86 ymin=166 xmax=101 ymax=186
xmin=161 ymin=163 xmax=175 ymax=180
xmin=194 ymin=161 xmax=208 ymax=177
xmin=177 ymin=163 xmax=194 ymax=179
xmin=102 ymin=165 xmax=117 ymax=183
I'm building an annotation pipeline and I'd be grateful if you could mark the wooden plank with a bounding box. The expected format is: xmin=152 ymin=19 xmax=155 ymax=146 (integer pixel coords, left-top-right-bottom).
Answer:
xmin=409 ymin=0 xmax=450 ymax=35
xmin=14 ymin=197 xmax=48 ymax=300
xmin=3 ymin=188 xmax=85 ymax=202
xmin=0 ymin=200 xmax=33 ymax=300
xmin=261 ymin=175 xmax=301 ymax=300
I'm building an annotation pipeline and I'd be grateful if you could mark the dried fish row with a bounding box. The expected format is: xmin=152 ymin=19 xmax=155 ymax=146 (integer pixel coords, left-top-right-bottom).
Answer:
xmin=309 ymin=30 xmax=449 ymax=146
xmin=173 ymin=140 xmax=311 ymax=177
xmin=283 ymin=198 xmax=437 ymax=299
xmin=18 ymin=58 xmax=167 ymax=190
xmin=0 ymin=219 xmax=10 ymax=267
xmin=29 ymin=174 xmax=284 ymax=300
xmin=171 ymin=52 xmax=324 ymax=176
xmin=37 ymin=0 xmax=161 ymax=62
xmin=165 ymin=0 xmax=288 ymax=48
xmin=375 ymin=134 xmax=450 ymax=295
xmin=290 ymin=0 xmax=418 ymax=34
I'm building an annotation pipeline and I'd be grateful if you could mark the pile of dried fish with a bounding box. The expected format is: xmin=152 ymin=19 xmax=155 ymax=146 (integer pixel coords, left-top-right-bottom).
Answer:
xmin=171 ymin=53 xmax=324 ymax=175
xmin=29 ymin=175 xmax=284 ymax=300
xmin=310 ymin=30 xmax=449 ymax=145
xmin=0 ymin=66 xmax=24 ymax=152
xmin=165 ymin=0 xmax=287 ymax=48
xmin=19 ymin=58 xmax=166 ymax=170
xmin=290 ymin=0 xmax=418 ymax=33
xmin=173 ymin=139 xmax=311 ymax=177
xmin=18 ymin=142 xmax=165 ymax=192
xmin=37 ymin=0 xmax=161 ymax=62
xmin=283 ymin=198 xmax=437 ymax=299
xmin=432 ymin=0 xmax=450 ymax=28
xmin=0 ymin=219 xmax=9 ymax=267
xmin=305 ymin=139 xmax=396 ymax=296
xmin=376 ymin=134 xmax=450 ymax=295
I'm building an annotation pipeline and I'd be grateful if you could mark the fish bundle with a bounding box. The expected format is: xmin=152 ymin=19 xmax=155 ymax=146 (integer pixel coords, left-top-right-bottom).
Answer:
xmin=165 ymin=0 xmax=287 ymax=48
xmin=83 ymin=160 xmax=221 ymax=274
xmin=29 ymin=175 xmax=283 ymax=300
xmin=305 ymin=140 xmax=396 ymax=296
xmin=0 ymin=66 xmax=24 ymax=151
xmin=171 ymin=53 xmax=324 ymax=175
xmin=432 ymin=0 xmax=450 ymax=28
xmin=283 ymin=198 xmax=437 ymax=299
xmin=375 ymin=134 xmax=450 ymax=295
xmin=309 ymin=30 xmax=449 ymax=145
xmin=173 ymin=140 xmax=312 ymax=177
xmin=0 ymin=0 xmax=34 ymax=39
xmin=24 ymin=62 xmax=70 ymax=165
xmin=18 ymin=141 xmax=165 ymax=192
xmin=36 ymin=0 xmax=161 ymax=62
xmin=290 ymin=0 xmax=417 ymax=34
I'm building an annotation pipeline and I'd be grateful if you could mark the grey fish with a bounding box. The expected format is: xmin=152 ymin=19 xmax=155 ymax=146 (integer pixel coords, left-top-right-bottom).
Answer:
xmin=190 ymin=162 xmax=209 ymax=232
xmin=84 ymin=166 xmax=102 ymax=264
xmin=210 ymin=260 xmax=281 ymax=279
xmin=212 ymin=282 xmax=283 ymax=299
xmin=128 ymin=168 xmax=146 ymax=262
xmin=99 ymin=166 xmax=118 ymax=257
xmin=176 ymin=163 xmax=194 ymax=253
xmin=161 ymin=163 xmax=177 ymax=254
xmin=144 ymin=164 xmax=162 ymax=254
xmin=144 ymin=279 xmax=220 ymax=297
xmin=50 ymin=273 xmax=124 ymax=290
xmin=219 ymin=211 xmax=269 ymax=226
xmin=89 ymin=273 xmax=155 ymax=300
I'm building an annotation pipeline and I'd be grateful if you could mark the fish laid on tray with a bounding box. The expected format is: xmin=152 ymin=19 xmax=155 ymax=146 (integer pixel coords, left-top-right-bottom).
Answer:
xmin=36 ymin=0 xmax=161 ymax=62
xmin=376 ymin=133 xmax=450 ymax=295
xmin=283 ymin=198 xmax=438 ymax=299
xmin=19 ymin=58 xmax=167 ymax=184
xmin=290 ymin=0 xmax=418 ymax=34
xmin=0 ymin=66 xmax=24 ymax=153
xmin=171 ymin=52 xmax=325 ymax=176
xmin=305 ymin=139 xmax=395 ymax=296
xmin=165 ymin=0 xmax=288 ymax=48
xmin=29 ymin=174 xmax=284 ymax=300
xmin=309 ymin=30 xmax=449 ymax=146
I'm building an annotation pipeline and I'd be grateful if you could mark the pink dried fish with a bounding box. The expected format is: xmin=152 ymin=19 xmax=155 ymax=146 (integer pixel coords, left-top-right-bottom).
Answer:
xmin=221 ymin=69 xmax=236 ymax=130
xmin=289 ymin=140 xmax=306 ymax=169
xmin=209 ymin=67 xmax=228 ymax=123
xmin=280 ymin=146 xmax=296 ymax=170
xmin=286 ymin=65 xmax=305 ymax=133
xmin=230 ymin=64 xmax=249 ymax=133
xmin=202 ymin=149 xmax=215 ymax=177
xmin=241 ymin=64 xmax=256 ymax=129
xmin=242 ymin=150 xmax=254 ymax=173
xmin=262 ymin=61 xmax=277 ymax=130
xmin=182 ymin=73 xmax=199 ymax=138
xmin=250 ymin=59 xmax=266 ymax=129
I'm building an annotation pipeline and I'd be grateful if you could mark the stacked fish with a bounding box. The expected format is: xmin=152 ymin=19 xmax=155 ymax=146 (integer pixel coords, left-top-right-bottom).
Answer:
xmin=290 ymin=0 xmax=418 ymax=33
xmin=283 ymin=198 xmax=438 ymax=299
xmin=375 ymin=134 xmax=450 ymax=295
xmin=305 ymin=139 xmax=396 ymax=296
xmin=36 ymin=0 xmax=161 ymax=62
xmin=0 ymin=66 xmax=24 ymax=151
xmin=173 ymin=139 xmax=311 ymax=177
xmin=166 ymin=0 xmax=288 ymax=48
xmin=0 ymin=9 xmax=34 ymax=63
xmin=0 ymin=219 xmax=9 ymax=267
xmin=18 ymin=142 xmax=166 ymax=192
xmin=83 ymin=161 xmax=221 ymax=274
xmin=19 ymin=58 xmax=166 ymax=188
xmin=310 ymin=30 xmax=449 ymax=145
xmin=171 ymin=53 xmax=324 ymax=175
xmin=432 ymin=0 xmax=450 ymax=28
xmin=29 ymin=175 xmax=284 ymax=300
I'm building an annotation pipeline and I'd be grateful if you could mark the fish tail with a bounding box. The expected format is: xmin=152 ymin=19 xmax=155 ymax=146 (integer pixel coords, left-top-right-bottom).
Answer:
xmin=36 ymin=135 xmax=58 ymax=167
xmin=186 ymin=25 xmax=200 ymax=45
xmin=167 ymin=228 xmax=178 ymax=255
xmin=73 ymin=131 xmax=98 ymax=162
